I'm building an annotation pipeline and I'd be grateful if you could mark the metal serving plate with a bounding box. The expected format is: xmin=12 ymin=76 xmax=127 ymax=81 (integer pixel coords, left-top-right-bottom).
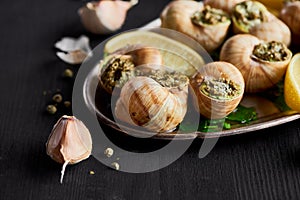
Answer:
xmin=83 ymin=19 xmax=300 ymax=140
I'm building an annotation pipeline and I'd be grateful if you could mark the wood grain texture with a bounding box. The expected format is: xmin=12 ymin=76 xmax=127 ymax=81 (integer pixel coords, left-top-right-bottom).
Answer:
xmin=0 ymin=0 xmax=300 ymax=200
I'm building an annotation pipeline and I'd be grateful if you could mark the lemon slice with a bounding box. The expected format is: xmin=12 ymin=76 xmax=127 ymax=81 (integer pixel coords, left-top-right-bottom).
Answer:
xmin=104 ymin=30 xmax=206 ymax=76
xmin=284 ymin=53 xmax=300 ymax=112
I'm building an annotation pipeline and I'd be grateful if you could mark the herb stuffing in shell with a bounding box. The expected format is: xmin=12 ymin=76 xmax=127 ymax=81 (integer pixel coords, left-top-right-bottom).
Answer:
xmin=99 ymin=45 xmax=163 ymax=94
xmin=160 ymin=1 xmax=231 ymax=52
xmin=191 ymin=62 xmax=245 ymax=119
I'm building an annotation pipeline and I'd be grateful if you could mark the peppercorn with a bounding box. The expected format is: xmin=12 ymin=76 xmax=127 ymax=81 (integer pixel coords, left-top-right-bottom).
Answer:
xmin=52 ymin=94 xmax=63 ymax=103
xmin=46 ymin=105 xmax=57 ymax=114
xmin=63 ymin=69 xmax=74 ymax=78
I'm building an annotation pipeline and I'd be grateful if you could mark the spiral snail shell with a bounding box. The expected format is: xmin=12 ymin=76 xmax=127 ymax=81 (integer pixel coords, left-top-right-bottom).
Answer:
xmin=220 ymin=34 xmax=292 ymax=93
xmin=280 ymin=1 xmax=300 ymax=45
xmin=99 ymin=45 xmax=163 ymax=94
xmin=115 ymin=74 xmax=189 ymax=133
xmin=160 ymin=1 xmax=231 ymax=52
xmin=232 ymin=0 xmax=291 ymax=46
xmin=203 ymin=0 xmax=245 ymax=13
xmin=191 ymin=62 xmax=245 ymax=119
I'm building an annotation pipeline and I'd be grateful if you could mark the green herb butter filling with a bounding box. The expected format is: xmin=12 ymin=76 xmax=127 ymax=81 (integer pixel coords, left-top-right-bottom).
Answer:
xmin=200 ymin=77 xmax=241 ymax=100
xmin=252 ymin=41 xmax=289 ymax=62
xmin=191 ymin=5 xmax=229 ymax=26
xmin=233 ymin=1 xmax=268 ymax=32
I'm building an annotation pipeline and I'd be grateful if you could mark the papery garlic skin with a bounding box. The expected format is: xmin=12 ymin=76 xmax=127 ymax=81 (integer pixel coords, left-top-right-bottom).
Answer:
xmin=46 ymin=115 xmax=92 ymax=164
xmin=79 ymin=0 xmax=138 ymax=34
xmin=46 ymin=115 xmax=92 ymax=183
xmin=220 ymin=34 xmax=292 ymax=93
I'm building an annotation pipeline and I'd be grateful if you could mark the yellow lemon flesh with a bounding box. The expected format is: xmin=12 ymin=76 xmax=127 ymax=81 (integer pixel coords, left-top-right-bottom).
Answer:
xmin=104 ymin=30 xmax=205 ymax=77
xmin=284 ymin=53 xmax=300 ymax=112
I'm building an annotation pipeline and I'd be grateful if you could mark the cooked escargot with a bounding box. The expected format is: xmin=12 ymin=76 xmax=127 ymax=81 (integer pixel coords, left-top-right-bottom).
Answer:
xmin=161 ymin=1 xmax=231 ymax=52
xmin=203 ymin=0 xmax=245 ymax=13
xmin=220 ymin=34 xmax=292 ymax=93
xmin=115 ymin=71 xmax=189 ymax=133
xmin=232 ymin=0 xmax=291 ymax=46
xmin=99 ymin=45 xmax=162 ymax=94
xmin=280 ymin=1 xmax=300 ymax=45
xmin=190 ymin=62 xmax=245 ymax=119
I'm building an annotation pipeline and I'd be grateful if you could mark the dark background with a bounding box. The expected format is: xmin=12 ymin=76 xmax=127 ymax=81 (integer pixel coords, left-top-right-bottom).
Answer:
xmin=1 ymin=0 xmax=300 ymax=199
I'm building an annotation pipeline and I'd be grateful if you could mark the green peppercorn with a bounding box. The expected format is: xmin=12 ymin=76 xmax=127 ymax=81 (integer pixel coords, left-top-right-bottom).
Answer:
xmin=52 ymin=94 xmax=63 ymax=103
xmin=64 ymin=101 xmax=71 ymax=108
xmin=46 ymin=105 xmax=57 ymax=114
xmin=63 ymin=69 xmax=74 ymax=78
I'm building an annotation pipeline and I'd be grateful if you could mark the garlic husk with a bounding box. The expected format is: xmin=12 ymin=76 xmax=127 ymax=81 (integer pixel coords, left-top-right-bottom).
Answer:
xmin=220 ymin=34 xmax=292 ymax=93
xmin=190 ymin=62 xmax=245 ymax=119
xmin=203 ymin=0 xmax=245 ymax=13
xmin=280 ymin=1 xmax=300 ymax=45
xmin=160 ymin=1 xmax=231 ymax=53
xmin=46 ymin=115 xmax=92 ymax=183
xmin=55 ymin=35 xmax=92 ymax=64
xmin=115 ymin=76 xmax=189 ymax=133
xmin=78 ymin=0 xmax=138 ymax=34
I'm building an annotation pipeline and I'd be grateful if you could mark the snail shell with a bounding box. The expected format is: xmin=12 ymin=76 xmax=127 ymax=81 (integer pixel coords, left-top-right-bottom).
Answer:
xmin=249 ymin=19 xmax=291 ymax=47
xmin=160 ymin=1 xmax=231 ymax=52
xmin=280 ymin=1 xmax=300 ymax=45
xmin=220 ymin=34 xmax=292 ymax=93
xmin=115 ymin=76 xmax=188 ymax=133
xmin=203 ymin=0 xmax=245 ymax=13
xmin=190 ymin=62 xmax=245 ymax=119
xmin=232 ymin=0 xmax=291 ymax=46
xmin=99 ymin=45 xmax=163 ymax=94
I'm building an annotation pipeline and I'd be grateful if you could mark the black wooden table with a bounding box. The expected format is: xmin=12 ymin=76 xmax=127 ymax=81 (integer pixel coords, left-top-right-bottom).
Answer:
xmin=1 ymin=0 xmax=300 ymax=199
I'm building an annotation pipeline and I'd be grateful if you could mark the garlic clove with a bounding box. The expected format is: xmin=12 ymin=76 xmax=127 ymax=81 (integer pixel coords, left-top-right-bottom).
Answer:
xmin=56 ymin=50 xmax=88 ymax=65
xmin=79 ymin=0 xmax=138 ymax=35
xmin=46 ymin=115 xmax=92 ymax=183
xmin=55 ymin=35 xmax=92 ymax=64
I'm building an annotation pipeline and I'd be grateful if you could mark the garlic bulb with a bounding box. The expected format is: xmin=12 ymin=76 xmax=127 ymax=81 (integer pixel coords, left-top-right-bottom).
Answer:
xmin=78 ymin=0 xmax=138 ymax=34
xmin=203 ymin=0 xmax=245 ymax=13
xmin=46 ymin=115 xmax=92 ymax=183
xmin=280 ymin=1 xmax=300 ymax=45
xmin=115 ymin=75 xmax=189 ymax=133
xmin=99 ymin=45 xmax=162 ymax=94
xmin=232 ymin=0 xmax=291 ymax=46
xmin=190 ymin=62 xmax=245 ymax=119
xmin=220 ymin=34 xmax=292 ymax=93
xmin=161 ymin=1 xmax=231 ymax=52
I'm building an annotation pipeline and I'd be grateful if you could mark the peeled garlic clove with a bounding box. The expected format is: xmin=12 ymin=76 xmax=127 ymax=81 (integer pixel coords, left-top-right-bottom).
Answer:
xmin=161 ymin=1 xmax=231 ymax=52
xmin=220 ymin=34 xmax=292 ymax=93
xmin=55 ymin=35 xmax=92 ymax=64
xmin=203 ymin=0 xmax=245 ymax=13
xmin=46 ymin=115 xmax=92 ymax=183
xmin=79 ymin=0 xmax=138 ymax=34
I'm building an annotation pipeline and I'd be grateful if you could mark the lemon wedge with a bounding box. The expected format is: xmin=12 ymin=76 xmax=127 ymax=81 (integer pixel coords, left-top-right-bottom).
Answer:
xmin=284 ymin=53 xmax=300 ymax=112
xmin=104 ymin=30 xmax=206 ymax=76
